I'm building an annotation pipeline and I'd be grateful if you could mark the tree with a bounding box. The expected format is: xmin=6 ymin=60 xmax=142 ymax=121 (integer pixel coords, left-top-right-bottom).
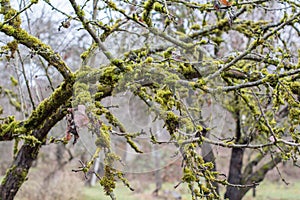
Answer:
xmin=0 ymin=0 xmax=300 ymax=199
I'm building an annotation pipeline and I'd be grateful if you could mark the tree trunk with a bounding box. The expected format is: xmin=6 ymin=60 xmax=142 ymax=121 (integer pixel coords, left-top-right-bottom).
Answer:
xmin=0 ymin=144 xmax=40 ymax=200
xmin=224 ymin=147 xmax=244 ymax=200
xmin=0 ymin=106 xmax=66 ymax=200
xmin=225 ymin=94 xmax=244 ymax=200
xmin=152 ymin=144 xmax=162 ymax=196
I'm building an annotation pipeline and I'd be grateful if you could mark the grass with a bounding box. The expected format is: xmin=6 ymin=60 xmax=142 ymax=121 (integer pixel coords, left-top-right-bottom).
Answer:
xmin=83 ymin=180 xmax=300 ymax=200
xmin=82 ymin=182 xmax=192 ymax=200
xmin=1 ymin=175 xmax=300 ymax=199
xmin=82 ymin=183 xmax=138 ymax=200
xmin=244 ymin=180 xmax=300 ymax=200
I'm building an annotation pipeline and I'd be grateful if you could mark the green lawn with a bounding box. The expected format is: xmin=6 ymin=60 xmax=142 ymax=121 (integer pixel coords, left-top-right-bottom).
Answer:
xmin=1 ymin=175 xmax=300 ymax=199
xmin=244 ymin=180 xmax=300 ymax=200
xmin=82 ymin=182 xmax=192 ymax=200
xmin=83 ymin=180 xmax=300 ymax=200
xmin=83 ymin=182 xmax=140 ymax=200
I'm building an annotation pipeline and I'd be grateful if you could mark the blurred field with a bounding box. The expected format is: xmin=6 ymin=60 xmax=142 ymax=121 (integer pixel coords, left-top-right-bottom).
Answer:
xmin=83 ymin=180 xmax=300 ymax=200
xmin=244 ymin=181 xmax=300 ymax=200
xmin=83 ymin=182 xmax=192 ymax=200
xmin=1 ymin=176 xmax=300 ymax=199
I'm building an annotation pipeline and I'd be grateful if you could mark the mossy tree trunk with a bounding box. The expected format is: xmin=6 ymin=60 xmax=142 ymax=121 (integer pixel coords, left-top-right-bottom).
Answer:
xmin=0 ymin=104 xmax=69 ymax=199
xmin=0 ymin=0 xmax=75 ymax=198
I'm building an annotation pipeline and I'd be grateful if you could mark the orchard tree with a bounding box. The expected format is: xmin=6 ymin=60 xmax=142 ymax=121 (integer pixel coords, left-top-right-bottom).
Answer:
xmin=1 ymin=0 xmax=300 ymax=200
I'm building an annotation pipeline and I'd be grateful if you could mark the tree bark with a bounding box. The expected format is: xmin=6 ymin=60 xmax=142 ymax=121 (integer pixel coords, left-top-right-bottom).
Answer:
xmin=225 ymin=95 xmax=244 ymax=200
xmin=0 ymin=105 xmax=67 ymax=200
xmin=0 ymin=144 xmax=41 ymax=200
xmin=238 ymin=155 xmax=282 ymax=199
xmin=224 ymin=147 xmax=244 ymax=200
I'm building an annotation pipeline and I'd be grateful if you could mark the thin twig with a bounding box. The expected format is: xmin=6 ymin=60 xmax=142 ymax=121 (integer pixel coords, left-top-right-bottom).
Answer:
xmin=207 ymin=11 xmax=300 ymax=80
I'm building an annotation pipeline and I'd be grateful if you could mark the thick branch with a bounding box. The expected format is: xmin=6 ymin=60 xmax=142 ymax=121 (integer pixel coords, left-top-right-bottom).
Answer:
xmin=0 ymin=105 xmax=67 ymax=200
xmin=0 ymin=79 xmax=74 ymax=141
xmin=0 ymin=24 xmax=73 ymax=80
xmin=239 ymin=155 xmax=282 ymax=198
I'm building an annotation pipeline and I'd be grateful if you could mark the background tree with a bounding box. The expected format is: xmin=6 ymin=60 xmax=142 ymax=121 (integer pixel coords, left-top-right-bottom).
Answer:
xmin=0 ymin=0 xmax=300 ymax=200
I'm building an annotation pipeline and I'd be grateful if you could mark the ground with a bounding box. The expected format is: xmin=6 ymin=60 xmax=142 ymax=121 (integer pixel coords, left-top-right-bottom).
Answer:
xmin=83 ymin=181 xmax=300 ymax=200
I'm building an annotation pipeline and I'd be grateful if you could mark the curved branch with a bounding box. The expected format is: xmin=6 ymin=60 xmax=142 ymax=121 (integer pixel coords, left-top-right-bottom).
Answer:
xmin=239 ymin=155 xmax=282 ymax=198
xmin=0 ymin=23 xmax=73 ymax=80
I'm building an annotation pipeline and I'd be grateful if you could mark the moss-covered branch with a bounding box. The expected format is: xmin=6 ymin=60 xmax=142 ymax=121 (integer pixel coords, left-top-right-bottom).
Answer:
xmin=0 ymin=1 xmax=72 ymax=79
xmin=239 ymin=155 xmax=282 ymax=199
xmin=207 ymin=11 xmax=300 ymax=80
xmin=0 ymin=78 xmax=74 ymax=141
xmin=0 ymin=23 xmax=73 ymax=80
xmin=0 ymin=104 xmax=68 ymax=200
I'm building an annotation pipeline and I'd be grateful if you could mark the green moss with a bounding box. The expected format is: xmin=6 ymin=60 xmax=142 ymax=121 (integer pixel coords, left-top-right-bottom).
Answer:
xmin=165 ymin=111 xmax=179 ymax=135
xmin=199 ymin=39 xmax=207 ymax=44
xmin=200 ymin=184 xmax=210 ymax=194
xmin=153 ymin=2 xmax=166 ymax=13
xmin=93 ymin=92 xmax=103 ymax=100
xmin=125 ymin=136 xmax=143 ymax=153
xmin=182 ymin=167 xmax=196 ymax=182
xmin=154 ymin=88 xmax=174 ymax=110
xmin=0 ymin=117 xmax=18 ymax=137
xmin=73 ymin=82 xmax=92 ymax=105
xmin=289 ymin=108 xmax=300 ymax=120
xmin=203 ymin=162 xmax=214 ymax=170
xmin=144 ymin=0 xmax=155 ymax=10
xmin=144 ymin=56 xmax=153 ymax=63
xmin=178 ymin=63 xmax=199 ymax=79
xmin=211 ymin=36 xmax=224 ymax=45
xmin=265 ymin=74 xmax=278 ymax=87
xmin=141 ymin=11 xmax=152 ymax=26
xmin=111 ymin=59 xmax=123 ymax=68
xmin=80 ymin=51 xmax=89 ymax=60
xmin=10 ymin=76 xmax=18 ymax=86
xmin=1 ymin=165 xmax=16 ymax=185
xmin=7 ymin=40 xmax=18 ymax=56
xmin=141 ymin=0 xmax=155 ymax=26
xmin=13 ymin=138 xmax=19 ymax=156
xmin=290 ymin=82 xmax=300 ymax=95
xmin=99 ymin=66 xmax=120 ymax=86
xmin=19 ymin=135 xmax=41 ymax=146
xmin=23 ymin=79 xmax=74 ymax=130
xmin=164 ymin=18 xmax=171 ymax=27
xmin=0 ymin=24 xmax=73 ymax=80
xmin=106 ymin=0 xmax=117 ymax=9
xmin=77 ymin=5 xmax=85 ymax=17
xmin=162 ymin=47 xmax=174 ymax=59
xmin=95 ymin=124 xmax=111 ymax=148
xmin=191 ymin=24 xmax=201 ymax=30
xmin=4 ymin=9 xmax=21 ymax=28
xmin=99 ymin=165 xmax=116 ymax=195
xmin=86 ymin=148 xmax=101 ymax=169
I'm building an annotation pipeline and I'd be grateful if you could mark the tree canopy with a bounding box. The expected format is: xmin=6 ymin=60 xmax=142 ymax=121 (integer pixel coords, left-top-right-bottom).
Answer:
xmin=0 ymin=0 xmax=300 ymax=200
